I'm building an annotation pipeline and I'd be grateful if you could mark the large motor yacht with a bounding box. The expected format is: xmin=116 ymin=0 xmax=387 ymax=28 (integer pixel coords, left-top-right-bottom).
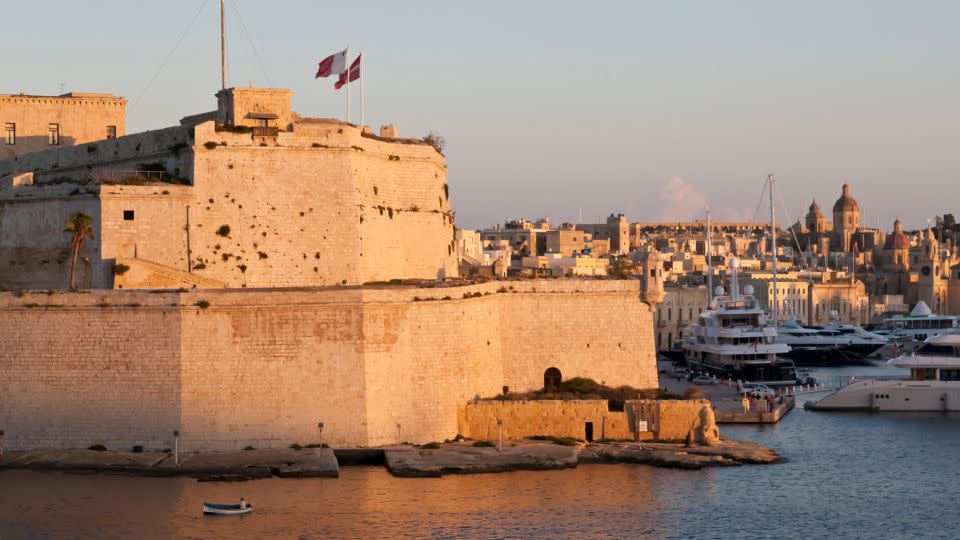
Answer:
xmin=817 ymin=316 xmax=887 ymax=358
xmin=683 ymin=259 xmax=797 ymax=386
xmin=808 ymin=333 xmax=960 ymax=411
xmin=885 ymin=301 xmax=960 ymax=343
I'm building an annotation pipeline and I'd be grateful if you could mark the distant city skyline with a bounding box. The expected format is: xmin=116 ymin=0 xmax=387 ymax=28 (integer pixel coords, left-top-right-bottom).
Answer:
xmin=5 ymin=0 xmax=957 ymax=230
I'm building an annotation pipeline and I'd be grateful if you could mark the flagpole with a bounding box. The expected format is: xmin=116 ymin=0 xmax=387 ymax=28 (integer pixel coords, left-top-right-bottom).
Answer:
xmin=346 ymin=45 xmax=351 ymax=124
xmin=360 ymin=49 xmax=365 ymax=128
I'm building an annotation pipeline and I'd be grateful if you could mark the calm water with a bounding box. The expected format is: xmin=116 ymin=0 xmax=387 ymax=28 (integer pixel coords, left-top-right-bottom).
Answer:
xmin=3 ymin=364 xmax=960 ymax=539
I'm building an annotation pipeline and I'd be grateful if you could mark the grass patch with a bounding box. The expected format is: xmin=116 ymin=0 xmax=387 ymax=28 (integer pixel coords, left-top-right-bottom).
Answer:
xmin=472 ymin=440 xmax=496 ymax=448
xmin=420 ymin=442 xmax=441 ymax=449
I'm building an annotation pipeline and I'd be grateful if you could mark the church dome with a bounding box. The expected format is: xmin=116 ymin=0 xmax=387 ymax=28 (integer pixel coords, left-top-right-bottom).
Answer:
xmin=884 ymin=218 xmax=910 ymax=250
xmin=833 ymin=183 xmax=859 ymax=213
xmin=808 ymin=199 xmax=823 ymax=216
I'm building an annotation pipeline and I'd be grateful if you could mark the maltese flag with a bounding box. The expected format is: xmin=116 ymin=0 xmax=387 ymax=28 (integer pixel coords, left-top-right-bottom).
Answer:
xmin=315 ymin=49 xmax=347 ymax=78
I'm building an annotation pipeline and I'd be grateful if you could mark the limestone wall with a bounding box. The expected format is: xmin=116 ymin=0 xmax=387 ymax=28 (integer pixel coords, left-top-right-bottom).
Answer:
xmin=0 ymin=93 xmax=125 ymax=160
xmin=0 ymin=120 xmax=455 ymax=289
xmin=0 ymin=280 xmax=658 ymax=451
xmin=458 ymin=400 xmax=635 ymax=442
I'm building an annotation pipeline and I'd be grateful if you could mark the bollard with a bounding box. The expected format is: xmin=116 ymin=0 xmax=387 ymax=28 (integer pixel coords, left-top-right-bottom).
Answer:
xmin=317 ymin=422 xmax=324 ymax=451
xmin=173 ymin=430 xmax=180 ymax=466
xmin=497 ymin=418 xmax=503 ymax=453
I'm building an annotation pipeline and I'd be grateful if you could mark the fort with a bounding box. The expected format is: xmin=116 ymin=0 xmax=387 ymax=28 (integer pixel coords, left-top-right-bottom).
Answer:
xmin=0 ymin=86 xmax=663 ymax=452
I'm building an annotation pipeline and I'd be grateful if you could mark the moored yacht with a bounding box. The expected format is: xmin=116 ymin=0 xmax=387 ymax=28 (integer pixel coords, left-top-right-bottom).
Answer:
xmin=777 ymin=313 xmax=885 ymax=365
xmin=808 ymin=333 xmax=960 ymax=411
xmin=683 ymin=259 xmax=796 ymax=386
xmin=885 ymin=301 xmax=960 ymax=343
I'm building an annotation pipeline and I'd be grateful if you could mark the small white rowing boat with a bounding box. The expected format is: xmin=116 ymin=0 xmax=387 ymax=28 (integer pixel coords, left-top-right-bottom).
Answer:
xmin=203 ymin=502 xmax=253 ymax=515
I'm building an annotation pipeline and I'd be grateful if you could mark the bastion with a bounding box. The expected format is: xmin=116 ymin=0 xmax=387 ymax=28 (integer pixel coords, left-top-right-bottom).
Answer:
xmin=0 ymin=279 xmax=658 ymax=451
xmin=0 ymin=87 xmax=455 ymax=289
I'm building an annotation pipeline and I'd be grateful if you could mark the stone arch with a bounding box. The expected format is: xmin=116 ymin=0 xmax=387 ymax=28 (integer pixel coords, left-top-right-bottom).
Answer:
xmin=544 ymin=367 xmax=562 ymax=390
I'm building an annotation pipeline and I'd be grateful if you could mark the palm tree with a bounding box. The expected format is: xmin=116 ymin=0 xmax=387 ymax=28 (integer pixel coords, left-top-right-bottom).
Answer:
xmin=64 ymin=212 xmax=94 ymax=289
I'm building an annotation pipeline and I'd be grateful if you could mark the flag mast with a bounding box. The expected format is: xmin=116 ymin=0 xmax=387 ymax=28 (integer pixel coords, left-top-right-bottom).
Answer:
xmin=220 ymin=0 xmax=227 ymax=90
xmin=360 ymin=49 xmax=365 ymax=127
xmin=346 ymin=45 xmax=351 ymax=123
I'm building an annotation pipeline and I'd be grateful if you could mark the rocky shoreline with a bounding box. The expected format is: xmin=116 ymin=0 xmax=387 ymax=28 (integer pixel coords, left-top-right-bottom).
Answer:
xmin=0 ymin=438 xmax=779 ymax=480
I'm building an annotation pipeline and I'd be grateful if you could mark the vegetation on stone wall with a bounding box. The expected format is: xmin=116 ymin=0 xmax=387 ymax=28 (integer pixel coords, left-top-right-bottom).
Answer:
xmin=64 ymin=212 xmax=94 ymax=290
xmin=195 ymin=300 xmax=210 ymax=309
xmin=422 ymin=131 xmax=446 ymax=154
xmin=216 ymin=225 xmax=231 ymax=237
xmin=112 ymin=263 xmax=130 ymax=276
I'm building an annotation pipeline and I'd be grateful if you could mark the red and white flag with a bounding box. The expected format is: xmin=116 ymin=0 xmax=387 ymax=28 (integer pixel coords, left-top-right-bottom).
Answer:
xmin=334 ymin=54 xmax=361 ymax=90
xmin=316 ymin=49 xmax=347 ymax=78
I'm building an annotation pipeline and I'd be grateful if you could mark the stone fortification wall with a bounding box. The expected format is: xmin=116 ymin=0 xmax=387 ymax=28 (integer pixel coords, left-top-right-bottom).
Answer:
xmin=457 ymin=399 xmax=719 ymax=443
xmin=0 ymin=120 xmax=455 ymax=289
xmin=0 ymin=280 xmax=657 ymax=451
xmin=458 ymin=400 xmax=636 ymax=442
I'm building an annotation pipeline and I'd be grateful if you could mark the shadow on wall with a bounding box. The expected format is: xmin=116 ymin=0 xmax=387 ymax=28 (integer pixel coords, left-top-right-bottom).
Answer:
xmin=0 ymin=135 xmax=78 ymax=162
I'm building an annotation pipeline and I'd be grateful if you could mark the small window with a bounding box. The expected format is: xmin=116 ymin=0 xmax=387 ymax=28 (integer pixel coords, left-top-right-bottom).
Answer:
xmin=48 ymin=123 xmax=60 ymax=145
xmin=4 ymin=123 xmax=14 ymax=145
xmin=107 ymin=125 xmax=117 ymax=139
xmin=256 ymin=118 xmax=269 ymax=127
xmin=123 ymin=210 xmax=135 ymax=221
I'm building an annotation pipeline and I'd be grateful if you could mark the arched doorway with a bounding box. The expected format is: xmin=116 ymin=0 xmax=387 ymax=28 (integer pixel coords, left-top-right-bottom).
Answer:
xmin=544 ymin=367 xmax=562 ymax=391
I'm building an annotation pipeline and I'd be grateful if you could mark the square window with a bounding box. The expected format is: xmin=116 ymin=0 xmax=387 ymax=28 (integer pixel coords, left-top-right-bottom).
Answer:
xmin=123 ymin=210 xmax=135 ymax=221
xmin=107 ymin=125 xmax=117 ymax=139
xmin=4 ymin=123 xmax=14 ymax=145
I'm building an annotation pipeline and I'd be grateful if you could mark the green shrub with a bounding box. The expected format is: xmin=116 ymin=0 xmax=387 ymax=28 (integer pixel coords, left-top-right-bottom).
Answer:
xmin=290 ymin=443 xmax=303 ymax=450
xmin=472 ymin=440 xmax=496 ymax=448
xmin=203 ymin=141 xmax=219 ymax=150
xmin=243 ymin=445 xmax=256 ymax=451
xmin=195 ymin=300 xmax=210 ymax=309
xmin=88 ymin=444 xmax=107 ymax=452
xmin=420 ymin=442 xmax=441 ymax=449
xmin=112 ymin=263 xmax=130 ymax=276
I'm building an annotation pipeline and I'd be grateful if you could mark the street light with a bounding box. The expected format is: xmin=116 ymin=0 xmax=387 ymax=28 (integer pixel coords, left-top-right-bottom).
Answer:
xmin=173 ymin=430 xmax=180 ymax=465
xmin=317 ymin=422 xmax=324 ymax=450
xmin=496 ymin=418 xmax=503 ymax=453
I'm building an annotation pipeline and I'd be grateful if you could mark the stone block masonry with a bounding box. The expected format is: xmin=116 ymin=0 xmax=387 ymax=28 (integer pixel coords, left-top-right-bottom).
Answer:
xmin=0 ymin=279 xmax=658 ymax=451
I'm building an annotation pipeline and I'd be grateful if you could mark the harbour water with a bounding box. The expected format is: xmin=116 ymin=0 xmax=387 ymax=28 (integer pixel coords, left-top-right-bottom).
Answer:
xmin=3 ymin=363 xmax=960 ymax=539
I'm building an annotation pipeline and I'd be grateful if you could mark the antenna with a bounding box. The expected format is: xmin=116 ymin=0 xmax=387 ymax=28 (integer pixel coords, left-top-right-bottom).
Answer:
xmin=220 ymin=0 xmax=227 ymax=90
xmin=57 ymin=82 xmax=66 ymax=94
xmin=706 ymin=204 xmax=713 ymax=303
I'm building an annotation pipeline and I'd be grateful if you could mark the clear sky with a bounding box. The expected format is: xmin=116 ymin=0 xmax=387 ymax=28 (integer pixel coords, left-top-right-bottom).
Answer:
xmin=5 ymin=1 xmax=957 ymax=230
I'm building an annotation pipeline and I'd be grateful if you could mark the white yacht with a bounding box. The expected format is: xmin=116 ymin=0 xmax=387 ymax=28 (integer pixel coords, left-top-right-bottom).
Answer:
xmin=777 ymin=313 xmax=886 ymax=365
xmin=683 ymin=259 xmax=797 ymax=386
xmin=808 ymin=333 xmax=960 ymax=411
xmin=885 ymin=301 xmax=960 ymax=343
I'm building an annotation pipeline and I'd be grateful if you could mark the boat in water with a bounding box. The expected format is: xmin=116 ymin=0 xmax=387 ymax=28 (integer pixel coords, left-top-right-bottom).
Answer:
xmin=807 ymin=332 xmax=960 ymax=411
xmin=884 ymin=301 xmax=960 ymax=343
xmin=682 ymin=259 xmax=797 ymax=386
xmin=778 ymin=313 xmax=886 ymax=365
xmin=203 ymin=502 xmax=253 ymax=515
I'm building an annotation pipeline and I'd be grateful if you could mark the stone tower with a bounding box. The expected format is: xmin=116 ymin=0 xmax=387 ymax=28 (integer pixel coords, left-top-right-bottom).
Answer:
xmin=805 ymin=199 xmax=826 ymax=234
xmin=832 ymin=183 xmax=860 ymax=253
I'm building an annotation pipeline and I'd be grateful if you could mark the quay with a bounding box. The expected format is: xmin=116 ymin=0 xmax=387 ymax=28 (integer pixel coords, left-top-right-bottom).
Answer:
xmin=0 ymin=438 xmax=780 ymax=481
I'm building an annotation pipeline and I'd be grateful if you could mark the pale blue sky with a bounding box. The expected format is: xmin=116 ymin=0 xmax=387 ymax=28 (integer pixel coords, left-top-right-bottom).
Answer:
xmin=5 ymin=1 xmax=958 ymax=230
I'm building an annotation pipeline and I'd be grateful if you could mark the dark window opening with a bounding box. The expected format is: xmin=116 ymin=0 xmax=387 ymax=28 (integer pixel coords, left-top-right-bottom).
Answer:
xmin=544 ymin=367 xmax=562 ymax=391
xmin=107 ymin=125 xmax=117 ymax=139
xmin=123 ymin=210 xmax=135 ymax=221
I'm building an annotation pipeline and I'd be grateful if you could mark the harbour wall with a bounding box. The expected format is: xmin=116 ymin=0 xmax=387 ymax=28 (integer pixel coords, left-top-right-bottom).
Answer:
xmin=0 ymin=279 xmax=658 ymax=451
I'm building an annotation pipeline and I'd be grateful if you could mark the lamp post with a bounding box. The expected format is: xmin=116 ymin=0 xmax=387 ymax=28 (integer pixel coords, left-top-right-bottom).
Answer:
xmin=317 ymin=422 xmax=324 ymax=450
xmin=173 ymin=430 xmax=180 ymax=465
xmin=0 ymin=429 xmax=4 ymax=457
xmin=396 ymin=422 xmax=401 ymax=445
xmin=496 ymin=418 xmax=503 ymax=453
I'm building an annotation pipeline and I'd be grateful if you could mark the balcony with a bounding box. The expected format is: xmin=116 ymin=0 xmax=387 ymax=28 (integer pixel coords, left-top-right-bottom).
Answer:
xmin=252 ymin=126 xmax=279 ymax=137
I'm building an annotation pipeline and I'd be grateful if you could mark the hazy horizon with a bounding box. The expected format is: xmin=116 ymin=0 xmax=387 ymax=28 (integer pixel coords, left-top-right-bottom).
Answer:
xmin=5 ymin=1 xmax=957 ymax=231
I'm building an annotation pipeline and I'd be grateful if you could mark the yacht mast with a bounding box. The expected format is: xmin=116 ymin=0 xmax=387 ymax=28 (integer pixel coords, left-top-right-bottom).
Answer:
xmin=769 ymin=174 xmax=778 ymax=324
xmin=706 ymin=205 xmax=713 ymax=303
xmin=220 ymin=0 xmax=227 ymax=90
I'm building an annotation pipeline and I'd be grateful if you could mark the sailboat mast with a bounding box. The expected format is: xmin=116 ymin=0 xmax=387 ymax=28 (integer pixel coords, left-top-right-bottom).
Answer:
xmin=706 ymin=205 xmax=713 ymax=303
xmin=220 ymin=0 xmax=227 ymax=90
xmin=769 ymin=174 xmax=778 ymax=324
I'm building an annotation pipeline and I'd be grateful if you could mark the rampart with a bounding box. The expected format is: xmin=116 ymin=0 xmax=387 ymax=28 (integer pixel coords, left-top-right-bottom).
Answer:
xmin=0 ymin=119 xmax=455 ymax=288
xmin=0 ymin=279 xmax=658 ymax=451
